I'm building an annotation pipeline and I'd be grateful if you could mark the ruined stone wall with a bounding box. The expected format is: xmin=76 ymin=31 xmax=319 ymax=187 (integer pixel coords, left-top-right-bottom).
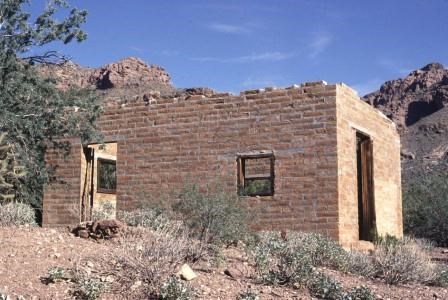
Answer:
xmin=42 ymin=138 xmax=83 ymax=227
xmin=43 ymin=82 xmax=340 ymax=237
xmin=105 ymin=83 xmax=339 ymax=236
xmin=42 ymin=81 xmax=403 ymax=246
xmin=336 ymin=84 xmax=403 ymax=247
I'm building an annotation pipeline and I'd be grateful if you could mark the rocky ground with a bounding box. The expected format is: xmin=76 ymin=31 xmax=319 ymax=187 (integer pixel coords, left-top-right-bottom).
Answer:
xmin=1 ymin=227 xmax=447 ymax=300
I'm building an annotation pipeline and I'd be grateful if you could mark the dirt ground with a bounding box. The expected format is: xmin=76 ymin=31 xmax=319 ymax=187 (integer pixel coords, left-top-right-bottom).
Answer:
xmin=0 ymin=227 xmax=447 ymax=300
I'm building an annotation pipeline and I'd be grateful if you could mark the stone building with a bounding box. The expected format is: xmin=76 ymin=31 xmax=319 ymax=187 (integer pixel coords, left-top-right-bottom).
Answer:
xmin=42 ymin=81 xmax=402 ymax=248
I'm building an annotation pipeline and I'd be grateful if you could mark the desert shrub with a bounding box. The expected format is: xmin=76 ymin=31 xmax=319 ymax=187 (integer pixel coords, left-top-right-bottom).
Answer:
xmin=341 ymin=286 xmax=374 ymax=300
xmin=112 ymin=221 xmax=201 ymax=296
xmin=431 ymin=265 xmax=448 ymax=287
xmin=118 ymin=207 xmax=171 ymax=231
xmin=372 ymin=233 xmax=400 ymax=247
xmin=47 ymin=267 xmax=66 ymax=283
xmin=91 ymin=201 xmax=115 ymax=221
xmin=75 ymin=277 xmax=104 ymax=300
xmin=160 ymin=276 xmax=194 ymax=300
xmin=0 ymin=202 xmax=36 ymax=226
xmin=250 ymin=231 xmax=350 ymax=288
xmin=292 ymin=232 xmax=348 ymax=271
xmin=403 ymin=171 xmax=448 ymax=246
xmin=250 ymin=231 xmax=349 ymax=281
xmin=372 ymin=237 xmax=437 ymax=284
xmin=237 ymin=290 xmax=260 ymax=300
xmin=307 ymin=272 xmax=342 ymax=299
xmin=346 ymin=251 xmax=376 ymax=278
xmin=171 ymin=184 xmax=250 ymax=246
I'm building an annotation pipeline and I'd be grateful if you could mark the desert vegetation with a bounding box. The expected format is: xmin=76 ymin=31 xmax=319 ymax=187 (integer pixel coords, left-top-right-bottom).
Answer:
xmin=403 ymin=170 xmax=448 ymax=247
xmin=2 ymin=185 xmax=448 ymax=299
xmin=0 ymin=0 xmax=447 ymax=299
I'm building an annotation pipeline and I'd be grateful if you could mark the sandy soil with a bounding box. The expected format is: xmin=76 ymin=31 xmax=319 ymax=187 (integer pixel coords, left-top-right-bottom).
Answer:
xmin=0 ymin=227 xmax=447 ymax=299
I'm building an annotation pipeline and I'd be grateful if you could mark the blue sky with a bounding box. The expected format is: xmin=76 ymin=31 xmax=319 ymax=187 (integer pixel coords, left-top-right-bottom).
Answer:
xmin=29 ymin=0 xmax=448 ymax=95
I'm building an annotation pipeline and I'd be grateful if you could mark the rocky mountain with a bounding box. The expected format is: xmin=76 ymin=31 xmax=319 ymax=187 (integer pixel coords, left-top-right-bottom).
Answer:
xmin=363 ymin=63 xmax=448 ymax=182
xmin=40 ymin=56 xmax=173 ymax=92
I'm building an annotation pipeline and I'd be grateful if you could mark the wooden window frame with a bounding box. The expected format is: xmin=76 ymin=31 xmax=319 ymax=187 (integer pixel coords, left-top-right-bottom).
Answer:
xmin=237 ymin=153 xmax=275 ymax=197
xmin=97 ymin=158 xmax=117 ymax=194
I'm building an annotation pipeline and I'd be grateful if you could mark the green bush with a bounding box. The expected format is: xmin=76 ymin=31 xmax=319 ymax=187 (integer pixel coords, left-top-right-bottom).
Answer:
xmin=47 ymin=267 xmax=66 ymax=283
xmin=293 ymin=232 xmax=348 ymax=271
xmin=250 ymin=231 xmax=349 ymax=288
xmin=341 ymin=286 xmax=374 ymax=300
xmin=0 ymin=202 xmax=36 ymax=226
xmin=403 ymin=171 xmax=448 ymax=246
xmin=171 ymin=184 xmax=250 ymax=246
xmin=307 ymin=272 xmax=342 ymax=300
xmin=75 ymin=277 xmax=104 ymax=300
xmin=431 ymin=265 xmax=448 ymax=287
xmin=160 ymin=276 xmax=193 ymax=300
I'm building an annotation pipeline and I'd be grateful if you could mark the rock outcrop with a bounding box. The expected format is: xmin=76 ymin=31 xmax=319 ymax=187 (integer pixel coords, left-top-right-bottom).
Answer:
xmin=40 ymin=56 xmax=172 ymax=90
xmin=364 ymin=62 xmax=448 ymax=131
xmin=364 ymin=62 xmax=448 ymax=181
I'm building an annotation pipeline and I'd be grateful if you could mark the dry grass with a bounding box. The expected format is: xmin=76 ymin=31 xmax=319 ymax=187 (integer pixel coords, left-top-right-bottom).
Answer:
xmin=110 ymin=223 xmax=202 ymax=297
xmin=0 ymin=202 xmax=36 ymax=227
xmin=373 ymin=237 xmax=438 ymax=285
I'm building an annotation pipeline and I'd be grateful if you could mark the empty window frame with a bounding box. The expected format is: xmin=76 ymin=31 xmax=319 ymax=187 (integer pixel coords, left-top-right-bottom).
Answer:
xmin=97 ymin=158 xmax=117 ymax=194
xmin=237 ymin=153 xmax=275 ymax=196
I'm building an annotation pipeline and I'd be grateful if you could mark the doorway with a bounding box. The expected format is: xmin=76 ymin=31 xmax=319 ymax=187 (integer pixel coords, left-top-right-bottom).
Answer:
xmin=80 ymin=142 xmax=117 ymax=221
xmin=356 ymin=132 xmax=375 ymax=241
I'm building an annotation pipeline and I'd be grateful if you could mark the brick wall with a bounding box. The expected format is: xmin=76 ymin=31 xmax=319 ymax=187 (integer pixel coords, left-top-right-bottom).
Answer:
xmin=336 ymin=84 xmax=403 ymax=247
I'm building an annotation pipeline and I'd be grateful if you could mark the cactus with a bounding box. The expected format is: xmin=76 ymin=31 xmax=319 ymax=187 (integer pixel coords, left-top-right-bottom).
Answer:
xmin=0 ymin=132 xmax=25 ymax=202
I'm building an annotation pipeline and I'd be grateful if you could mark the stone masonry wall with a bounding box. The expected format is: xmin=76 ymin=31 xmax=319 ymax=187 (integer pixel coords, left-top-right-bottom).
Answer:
xmin=336 ymin=84 xmax=403 ymax=247
xmin=42 ymin=81 xmax=403 ymax=246
xmin=43 ymin=82 xmax=341 ymax=238
xmin=42 ymin=138 xmax=83 ymax=226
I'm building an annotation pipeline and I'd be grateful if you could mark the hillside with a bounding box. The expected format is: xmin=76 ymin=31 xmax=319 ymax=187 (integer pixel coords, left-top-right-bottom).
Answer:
xmin=364 ymin=62 xmax=448 ymax=182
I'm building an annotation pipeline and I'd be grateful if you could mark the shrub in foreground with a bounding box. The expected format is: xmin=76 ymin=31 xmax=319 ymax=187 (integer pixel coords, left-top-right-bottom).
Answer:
xmin=160 ymin=276 xmax=193 ymax=300
xmin=171 ymin=184 xmax=250 ymax=246
xmin=75 ymin=277 xmax=104 ymax=300
xmin=0 ymin=202 xmax=36 ymax=226
xmin=307 ymin=272 xmax=342 ymax=299
xmin=112 ymin=221 xmax=201 ymax=297
xmin=346 ymin=251 xmax=376 ymax=278
xmin=432 ymin=265 xmax=448 ymax=287
xmin=249 ymin=231 xmax=375 ymax=299
xmin=373 ymin=237 xmax=437 ymax=285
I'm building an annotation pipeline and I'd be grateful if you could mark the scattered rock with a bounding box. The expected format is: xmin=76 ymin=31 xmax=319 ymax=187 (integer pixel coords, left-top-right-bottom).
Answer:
xmin=130 ymin=280 xmax=142 ymax=290
xmin=71 ymin=219 xmax=125 ymax=240
xmin=224 ymin=264 xmax=244 ymax=279
xmin=177 ymin=264 xmax=197 ymax=281
xmin=77 ymin=230 xmax=89 ymax=239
